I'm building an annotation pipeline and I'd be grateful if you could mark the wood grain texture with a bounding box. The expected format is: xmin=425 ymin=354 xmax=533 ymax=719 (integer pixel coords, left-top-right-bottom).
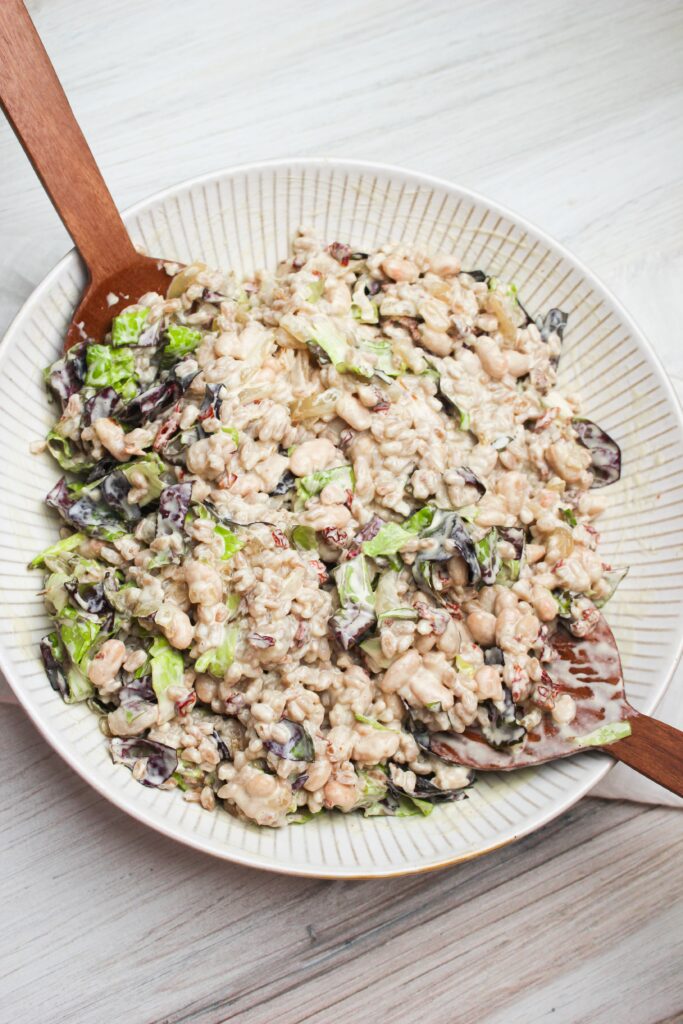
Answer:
xmin=1 ymin=705 xmax=682 ymax=1024
xmin=0 ymin=0 xmax=177 ymax=346
xmin=613 ymin=712 xmax=683 ymax=797
xmin=0 ymin=0 xmax=137 ymax=278
xmin=1 ymin=0 xmax=683 ymax=1021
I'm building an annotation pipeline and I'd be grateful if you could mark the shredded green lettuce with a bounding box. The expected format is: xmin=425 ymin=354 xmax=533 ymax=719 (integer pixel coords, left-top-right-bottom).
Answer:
xmin=45 ymin=431 xmax=94 ymax=473
xmin=150 ymin=635 xmax=185 ymax=723
xmin=574 ymin=721 xmax=632 ymax=747
xmin=354 ymin=712 xmax=396 ymax=732
xmin=333 ymin=554 xmax=375 ymax=610
xmin=221 ymin=426 xmax=240 ymax=446
xmin=120 ymin=453 xmax=167 ymax=505
xmin=362 ymin=506 xmax=434 ymax=559
xmin=281 ymin=312 xmax=349 ymax=367
xmin=164 ymin=323 xmax=203 ymax=359
xmin=58 ymin=605 xmax=100 ymax=665
xmin=351 ymin=277 xmax=379 ymax=324
xmin=307 ymin=279 xmax=325 ymax=303
xmin=354 ymin=337 xmax=402 ymax=379
xmin=291 ymin=525 xmax=318 ymax=551
xmin=193 ymin=504 xmax=244 ymax=560
xmin=111 ymin=307 xmax=149 ymax=346
xmin=560 ymin=507 xmax=578 ymax=528
xmin=194 ymin=625 xmax=239 ymax=678
xmin=214 ymin=523 xmax=245 ymax=560
xmin=296 ymin=464 xmax=355 ymax=503
xmin=593 ymin=567 xmax=629 ymax=609
xmin=358 ymin=636 xmax=394 ymax=670
xmin=85 ymin=344 xmax=136 ymax=393
xmin=29 ymin=532 xmax=85 ymax=570
xmin=66 ymin=663 xmax=94 ymax=703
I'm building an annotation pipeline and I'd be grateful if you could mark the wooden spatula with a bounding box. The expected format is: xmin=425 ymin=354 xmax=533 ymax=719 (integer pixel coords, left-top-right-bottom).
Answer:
xmin=429 ymin=613 xmax=683 ymax=798
xmin=0 ymin=0 xmax=175 ymax=350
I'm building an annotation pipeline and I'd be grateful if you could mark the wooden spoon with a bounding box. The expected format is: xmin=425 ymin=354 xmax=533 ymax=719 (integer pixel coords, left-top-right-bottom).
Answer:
xmin=1 ymin=3 xmax=680 ymax=801
xmin=428 ymin=613 xmax=683 ymax=798
xmin=0 ymin=0 xmax=175 ymax=350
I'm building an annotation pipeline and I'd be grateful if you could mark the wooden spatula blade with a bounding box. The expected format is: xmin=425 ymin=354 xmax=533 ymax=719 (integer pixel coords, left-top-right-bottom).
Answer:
xmin=65 ymin=256 xmax=174 ymax=350
xmin=429 ymin=615 xmax=632 ymax=771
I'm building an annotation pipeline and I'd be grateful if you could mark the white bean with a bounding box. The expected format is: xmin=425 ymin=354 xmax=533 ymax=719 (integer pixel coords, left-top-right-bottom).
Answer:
xmin=336 ymin=394 xmax=372 ymax=431
xmin=381 ymin=649 xmax=421 ymax=694
xmin=289 ymin=437 xmax=339 ymax=477
xmin=87 ymin=639 xmax=126 ymax=686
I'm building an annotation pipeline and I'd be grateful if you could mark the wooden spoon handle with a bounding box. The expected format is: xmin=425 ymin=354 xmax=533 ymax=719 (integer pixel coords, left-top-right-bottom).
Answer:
xmin=0 ymin=0 xmax=136 ymax=282
xmin=607 ymin=711 xmax=683 ymax=798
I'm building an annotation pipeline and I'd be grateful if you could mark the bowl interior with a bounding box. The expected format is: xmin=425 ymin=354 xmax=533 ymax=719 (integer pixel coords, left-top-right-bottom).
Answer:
xmin=1 ymin=159 xmax=683 ymax=877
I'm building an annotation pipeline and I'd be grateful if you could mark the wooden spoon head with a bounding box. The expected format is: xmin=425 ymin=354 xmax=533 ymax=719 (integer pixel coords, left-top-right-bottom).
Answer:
xmin=429 ymin=613 xmax=632 ymax=770
xmin=65 ymin=255 xmax=175 ymax=350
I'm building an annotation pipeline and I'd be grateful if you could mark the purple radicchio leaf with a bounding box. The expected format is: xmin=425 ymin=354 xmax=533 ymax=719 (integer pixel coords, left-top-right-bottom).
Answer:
xmin=110 ymin=737 xmax=178 ymax=787
xmin=537 ymin=308 xmax=569 ymax=343
xmin=212 ymin=730 xmax=231 ymax=761
xmin=100 ymin=470 xmax=143 ymax=524
xmin=329 ymin=604 xmax=376 ymax=650
xmin=572 ymin=418 xmax=621 ymax=488
xmin=478 ymin=689 xmax=526 ymax=748
xmin=291 ymin=772 xmax=309 ymax=792
xmin=386 ymin=765 xmax=473 ymax=805
xmin=157 ymin=482 xmax=193 ymax=535
xmin=117 ymin=364 xmax=198 ymax=428
xmin=40 ymin=633 xmax=68 ymax=700
xmin=137 ymin=318 xmax=164 ymax=347
xmin=119 ymin=675 xmax=155 ymax=707
xmin=64 ymin=578 xmax=111 ymax=615
xmin=403 ymin=711 xmax=434 ymax=755
xmin=201 ymin=287 xmax=231 ymax=303
xmin=83 ymin=386 xmax=120 ymax=426
xmin=46 ymin=477 xmax=127 ymax=539
xmin=453 ymin=466 xmax=486 ymax=500
xmin=264 ymin=719 xmax=315 ymax=762
xmin=484 ymin=646 xmax=505 ymax=666
xmin=198 ymin=383 xmax=226 ymax=423
xmin=117 ymin=378 xmax=182 ymax=426
xmin=269 ymin=470 xmax=297 ymax=496
xmin=45 ymin=477 xmax=73 ymax=519
xmin=354 ymin=515 xmax=385 ymax=544
xmin=162 ymin=425 xmax=206 ymax=467
xmin=45 ymin=343 xmax=87 ymax=408
xmin=474 ymin=528 xmax=500 ymax=586
xmin=498 ymin=526 xmax=526 ymax=561
xmin=85 ymin=456 xmax=118 ymax=483
xmin=412 ymin=510 xmax=480 ymax=595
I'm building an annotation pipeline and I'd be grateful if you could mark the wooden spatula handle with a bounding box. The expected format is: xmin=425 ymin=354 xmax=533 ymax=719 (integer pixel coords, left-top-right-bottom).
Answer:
xmin=607 ymin=712 xmax=683 ymax=798
xmin=0 ymin=0 xmax=136 ymax=282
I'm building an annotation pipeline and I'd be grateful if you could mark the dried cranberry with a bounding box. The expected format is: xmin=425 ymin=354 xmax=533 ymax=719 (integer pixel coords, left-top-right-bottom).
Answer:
xmin=310 ymin=559 xmax=329 ymax=585
xmin=327 ymin=242 xmax=352 ymax=266
xmin=154 ymin=404 xmax=182 ymax=451
xmin=321 ymin=527 xmax=348 ymax=548
xmin=293 ymin=621 xmax=310 ymax=647
xmin=176 ymin=692 xmax=196 ymax=716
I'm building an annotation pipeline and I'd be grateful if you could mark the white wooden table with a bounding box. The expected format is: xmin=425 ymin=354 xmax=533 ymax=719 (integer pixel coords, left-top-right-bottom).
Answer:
xmin=1 ymin=2 xmax=682 ymax=1021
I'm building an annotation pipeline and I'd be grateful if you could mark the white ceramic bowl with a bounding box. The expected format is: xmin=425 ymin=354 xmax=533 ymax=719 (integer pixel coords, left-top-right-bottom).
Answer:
xmin=2 ymin=159 xmax=683 ymax=878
